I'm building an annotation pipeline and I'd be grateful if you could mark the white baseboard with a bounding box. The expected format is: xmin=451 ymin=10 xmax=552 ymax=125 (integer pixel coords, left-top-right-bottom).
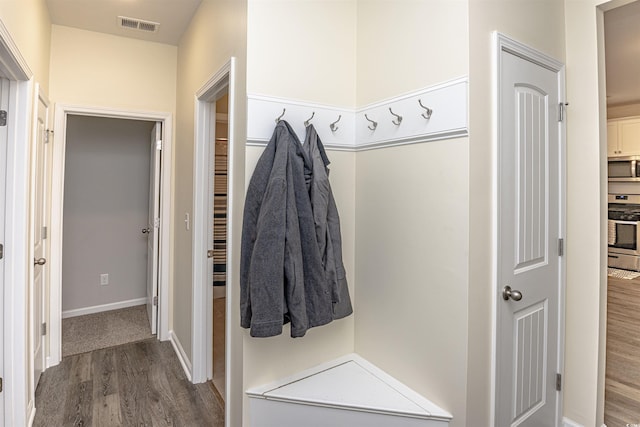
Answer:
xmin=563 ymin=418 xmax=584 ymax=427
xmin=61 ymin=297 xmax=147 ymax=319
xmin=169 ymin=330 xmax=192 ymax=381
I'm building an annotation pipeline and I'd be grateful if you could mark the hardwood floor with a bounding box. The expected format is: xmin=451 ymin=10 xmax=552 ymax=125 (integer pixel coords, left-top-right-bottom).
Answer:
xmin=605 ymin=276 xmax=640 ymax=427
xmin=34 ymin=339 xmax=224 ymax=427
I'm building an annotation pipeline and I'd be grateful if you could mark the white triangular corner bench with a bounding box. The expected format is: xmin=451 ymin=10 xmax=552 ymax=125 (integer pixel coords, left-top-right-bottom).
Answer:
xmin=246 ymin=353 xmax=452 ymax=427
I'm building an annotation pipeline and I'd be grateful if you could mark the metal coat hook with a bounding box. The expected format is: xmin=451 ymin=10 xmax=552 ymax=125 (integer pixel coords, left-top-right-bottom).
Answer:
xmin=365 ymin=114 xmax=378 ymax=131
xmin=389 ymin=108 xmax=403 ymax=126
xmin=304 ymin=112 xmax=315 ymax=127
xmin=329 ymin=115 xmax=342 ymax=132
xmin=275 ymin=108 xmax=286 ymax=123
xmin=418 ymin=99 xmax=433 ymax=120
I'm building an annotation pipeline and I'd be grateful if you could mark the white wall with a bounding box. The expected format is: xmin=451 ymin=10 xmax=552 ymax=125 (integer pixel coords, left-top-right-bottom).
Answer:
xmin=467 ymin=0 xmax=566 ymax=424
xmin=173 ymin=1 xmax=248 ymax=425
xmin=62 ymin=115 xmax=153 ymax=313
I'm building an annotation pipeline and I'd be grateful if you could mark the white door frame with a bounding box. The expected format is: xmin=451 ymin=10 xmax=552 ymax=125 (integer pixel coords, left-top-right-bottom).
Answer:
xmin=29 ymin=82 xmax=49 ymax=402
xmin=192 ymin=58 xmax=236 ymax=404
xmin=0 ymin=18 xmax=35 ymax=427
xmin=48 ymin=104 xmax=173 ymax=368
xmin=491 ymin=32 xmax=567 ymax=426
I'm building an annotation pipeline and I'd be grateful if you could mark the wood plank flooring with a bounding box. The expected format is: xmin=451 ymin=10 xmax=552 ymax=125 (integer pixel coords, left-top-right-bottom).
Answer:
xmin=34 ymin=339 xmax=224 ymax=427
xmin=605 ymin=276 xmax=640 ymax=427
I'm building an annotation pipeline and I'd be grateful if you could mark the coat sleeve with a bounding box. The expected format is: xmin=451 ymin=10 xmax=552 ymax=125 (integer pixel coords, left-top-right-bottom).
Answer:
xmin=240 ymin=128 xmax=289 ymax=337
xmin=244 ymin=176 xmax=288 ymax=337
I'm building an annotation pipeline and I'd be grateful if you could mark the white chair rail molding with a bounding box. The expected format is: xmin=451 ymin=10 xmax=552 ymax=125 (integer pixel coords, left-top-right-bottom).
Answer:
xmin=247 ymin=77 xmax=468 ymax=151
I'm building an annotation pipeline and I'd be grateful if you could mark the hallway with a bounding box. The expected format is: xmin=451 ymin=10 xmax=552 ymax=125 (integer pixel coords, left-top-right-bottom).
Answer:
xmin=33 ymin=339 xmax=223 ymax=426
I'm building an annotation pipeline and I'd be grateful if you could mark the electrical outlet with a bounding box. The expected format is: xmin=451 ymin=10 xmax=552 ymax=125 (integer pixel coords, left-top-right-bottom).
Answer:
xmin=100 ymin=273 xmax=109 ymax=286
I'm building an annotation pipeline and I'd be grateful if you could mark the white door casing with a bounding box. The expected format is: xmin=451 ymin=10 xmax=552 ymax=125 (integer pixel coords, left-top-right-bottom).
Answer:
xmin=0 ymin=77 xmax=9 ymax=424
xmin=49 ymin=105 xmax=173 ymax=368
xmin=0 ymin=17 xmax=36 ymax=426
xmin=494 ymin=34 xmax=566 ymax=427
xmin=146 ymin=122 xmax=161 ymax=335
xmin=31 ymin=85 xmax=49 ymax=390
xmin=192 ymin=59 xmax=236 ymax=409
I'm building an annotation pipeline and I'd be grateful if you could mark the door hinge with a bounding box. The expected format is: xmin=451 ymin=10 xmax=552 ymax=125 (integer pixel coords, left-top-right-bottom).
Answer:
xmin=0 ymin=377 xmax=3 ymax=392
xmin=558 ymin=102 xmax=569 ymax=122
xmin=0 ymin=110 xmax=7 ymax=126
xmin=0 ymin=243 xmax=3 ymax=260
xmin=556 ymin=373 xmax=562 ymax=391
xmin=156 ymin=139 xmax=162 ymax=150
xmin=154 ymin=217 xmax=160 ymax=228
xmin=153 ymin=296 xmax=158 ymax=306
xmin=558 ymin=238 xmax=564 ymax=256
xmin=45 ymin=129 xmax=53 ymax=143
xmin=41 ymin=322 xmax=47 ymax=336
xmin=42 ymin=226 xmax=48 ymax=240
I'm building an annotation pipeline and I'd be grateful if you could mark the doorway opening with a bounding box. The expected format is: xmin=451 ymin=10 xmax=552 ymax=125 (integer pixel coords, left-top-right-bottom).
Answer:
xmin=211 ymin=94 xmax=229 ymax=400
xmin=603 ymin=1 xmax=640 ymax=424
xmin=192 ymin=59 xmax=237 ymax=427
xmin=49 ymin=105 xmax=173 ymax=368
xmin=59 ymin=115 xmax=158 ymax=358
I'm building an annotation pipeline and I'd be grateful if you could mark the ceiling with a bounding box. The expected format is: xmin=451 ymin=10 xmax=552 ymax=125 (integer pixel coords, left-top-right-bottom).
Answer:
xmin=605 ymin=0 xmax=640 ymax=106
xmin=43 ymin=0 xmax=640 ymax=105
xmin=46 ymin=0 xmax=203 ymax=46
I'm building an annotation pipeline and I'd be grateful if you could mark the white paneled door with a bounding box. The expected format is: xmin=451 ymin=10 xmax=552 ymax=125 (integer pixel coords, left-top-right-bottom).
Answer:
xmin=146 ymin=122 xmax=161 ymax=335
xmin=32 ymin=87 xmax=49 ymax=389
xmin=496 ymin=40 xmax=564 ymax=427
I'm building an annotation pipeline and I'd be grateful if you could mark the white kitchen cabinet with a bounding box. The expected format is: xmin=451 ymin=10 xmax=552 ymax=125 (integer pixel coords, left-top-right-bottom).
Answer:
xmin=608 ymin=120 xmax=620 ymax=156
xmin=608 ymin=117 xmax=640 ymax=157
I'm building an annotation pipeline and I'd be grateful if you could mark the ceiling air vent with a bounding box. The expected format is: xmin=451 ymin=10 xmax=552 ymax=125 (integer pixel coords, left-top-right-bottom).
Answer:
xmin=117 ymin=16 xmax=160 ymax=33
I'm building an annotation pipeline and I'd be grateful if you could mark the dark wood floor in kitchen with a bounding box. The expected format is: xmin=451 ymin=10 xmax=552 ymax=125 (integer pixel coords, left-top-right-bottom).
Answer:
xmin=605 ymin=276 xmax=640 ymax=427
xmin=34 ymin=339 xmax=224 ymax=427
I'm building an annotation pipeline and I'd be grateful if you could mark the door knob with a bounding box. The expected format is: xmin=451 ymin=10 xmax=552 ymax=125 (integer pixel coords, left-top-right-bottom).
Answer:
xmin=34 ymin=257 xmax=46 ymax=266
xmin=142 ymin=228 xmax=150 ymax=234
xmin=502 ymin=285 xmax=522 ymax=301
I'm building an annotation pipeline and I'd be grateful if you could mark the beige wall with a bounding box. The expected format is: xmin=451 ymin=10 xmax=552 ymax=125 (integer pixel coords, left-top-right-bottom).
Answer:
xmin=247 ymin=0 xmax=357 ymax=106
xmin=48 ymin=25 xmax=177 ymax=113
xmin=353 ymin=2 xmax=470 ymax=426
xmin=356 ymin=0 xmax=468 ymax=105
xmin=244 ymin=1 xmax=357 ymax=426
xmin=467 ymin=0 xmax=566 ymax=424
xmin=0 ymin=0 xmax=51 ymax=90
xmin=354 ymin=139 xmax=469 ymax=425
xmin=173 ymin=0 xmax=248 ymax=426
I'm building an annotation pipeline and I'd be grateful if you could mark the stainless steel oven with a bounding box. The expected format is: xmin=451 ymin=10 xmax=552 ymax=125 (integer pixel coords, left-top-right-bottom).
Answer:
xmin=609 ymin=194 xmax=640 ymax=271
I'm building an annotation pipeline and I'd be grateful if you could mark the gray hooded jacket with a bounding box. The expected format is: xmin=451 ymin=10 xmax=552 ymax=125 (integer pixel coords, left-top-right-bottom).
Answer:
xmin=240 ymin=121 xmax=352 ymax=338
